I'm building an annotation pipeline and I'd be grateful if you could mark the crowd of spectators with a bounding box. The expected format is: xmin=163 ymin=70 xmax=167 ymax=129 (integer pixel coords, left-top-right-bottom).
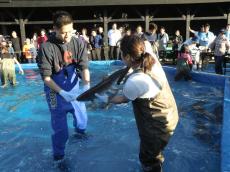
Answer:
xmin=0 ymin=22 xmax=230 ymax=76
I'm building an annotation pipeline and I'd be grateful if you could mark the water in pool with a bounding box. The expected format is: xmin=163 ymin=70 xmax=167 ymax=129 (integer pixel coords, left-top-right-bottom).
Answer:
xmin=0 ymin=63 xmax=223 ymax=172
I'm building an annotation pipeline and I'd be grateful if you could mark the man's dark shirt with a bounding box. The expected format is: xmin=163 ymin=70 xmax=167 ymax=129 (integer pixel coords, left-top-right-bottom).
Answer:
xmin=11 ymin=37 xmax=21 ymax=52
xmin=38 ymin=36 xmax=88 ymax=78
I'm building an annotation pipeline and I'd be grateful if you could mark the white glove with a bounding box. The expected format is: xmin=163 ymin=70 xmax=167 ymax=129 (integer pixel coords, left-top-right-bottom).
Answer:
xmin=59 ymin=90 xmax=76 ymax=102
xmin=95 ymin=93 xmax=109 ymax=103
xmin=82 ymin=83 xmax=90 ymax=92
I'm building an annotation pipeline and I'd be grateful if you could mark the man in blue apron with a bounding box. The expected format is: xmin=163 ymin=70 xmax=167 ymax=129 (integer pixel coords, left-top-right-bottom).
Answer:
xmin=38 ymin=11 xmax=90 ymax=165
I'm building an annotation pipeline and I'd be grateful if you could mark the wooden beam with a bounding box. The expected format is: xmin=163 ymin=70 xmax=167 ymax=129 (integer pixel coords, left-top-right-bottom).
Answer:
xmin=19 ymin=18 xmax=26 ymax=47
xmin=103 ymin=9 xmax=109 ymax=59
xmin=73 ymin=19 xmax=103 ymax=23
xmin=151 ymin=17 xmax=185 ymax=21
xmin=0 ymin=0 xmax=11 ymax=3
xmin=103 ymin=10 xmax=108 ymax=46
xmin=0 ymin=0 xmax=229 ymax=7
xmin=25 ymin=21 xmax=52 ymax=25
xmin=192 ymin=16 xmax=227 ymax=20
xmin=0 ymin=15 xmax=227 ymax=25
xmin=109 ymin=18 xmax=144 ymax=22
xmin=145 ymin=9 xmax=150 ymax=32
xmin=0 ymin=21 xmax=17 ymax=25
xmin=227 ymin=13 xmax=230 ymax=24
xmin=24 ymin=19 xmax=103 ymax=25
xmin=186 ymin=13 xmax=191 ymax=40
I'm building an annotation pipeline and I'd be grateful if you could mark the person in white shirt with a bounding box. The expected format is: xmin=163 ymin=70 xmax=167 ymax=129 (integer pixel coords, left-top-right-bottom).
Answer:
xmin=188 ymin=37 xmax=201 ymax=70
xmin=203 ymin=24 xmax=215 ymax=48
xmin=157 ymin=27 xmax=169 ymax=51
xmin=225 ymin=24 xmax=230 ymax=42
xmin=108 ymin=23 xmax=122 ymax=60
xmin=157 ymin=27 xmax=169 ymax=61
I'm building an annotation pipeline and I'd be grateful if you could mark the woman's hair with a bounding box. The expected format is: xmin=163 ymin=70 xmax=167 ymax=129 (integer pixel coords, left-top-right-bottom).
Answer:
xmin=180 ymin=44 xmax=190 ymax=53
xmin=120 ymin=35 xmax=155 ymax=73
xmin=52 ymin=11 xmax=73 ymax=29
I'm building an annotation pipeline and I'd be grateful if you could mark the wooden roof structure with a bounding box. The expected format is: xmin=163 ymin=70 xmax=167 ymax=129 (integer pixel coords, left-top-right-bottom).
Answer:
xmin=0 ymin=1 xmax=229 ymax=55
xmin=0 ymin=0 xmax=229 ymax=7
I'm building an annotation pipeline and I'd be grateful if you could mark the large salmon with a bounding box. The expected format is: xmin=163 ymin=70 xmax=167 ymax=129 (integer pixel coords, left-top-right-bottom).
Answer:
xmin=77 ymin=67 xmax=130 ymax=101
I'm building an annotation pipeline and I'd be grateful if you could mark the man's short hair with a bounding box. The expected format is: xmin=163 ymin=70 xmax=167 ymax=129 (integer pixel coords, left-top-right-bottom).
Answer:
xmin=205 ymin=23 xmax=210 ymax=28
xmin=52 ymin=11 xmax=73 ymax=28
xmin=40 ymin=29 xmax=46 ymax=33
xmin=149 ymin=23 xmax=158 ymax=31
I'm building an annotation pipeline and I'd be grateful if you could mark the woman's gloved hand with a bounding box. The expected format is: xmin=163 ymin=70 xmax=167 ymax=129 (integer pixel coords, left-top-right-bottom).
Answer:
xmin=95 ymin=93 xmax=109 ymax=103
xmin=59 ymin=90 xmax=77 ymax=102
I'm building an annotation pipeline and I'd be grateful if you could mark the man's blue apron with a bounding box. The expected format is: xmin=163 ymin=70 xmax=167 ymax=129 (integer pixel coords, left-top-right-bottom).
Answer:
xmin=44 ymin=64 xmax=87 ymax=157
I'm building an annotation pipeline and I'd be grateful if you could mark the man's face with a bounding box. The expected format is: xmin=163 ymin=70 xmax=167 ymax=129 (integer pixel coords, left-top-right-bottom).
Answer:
xmin=55 ymin=23 xmax=74 ymax=43
xmin=175 ymin=30 xmax=180 ymax=35
xmin=136 ymin=26 xmax=142 ymax=33
xmin=26 ymin=39 xmax=30 ymax=44
xmin=41 ymin=30 xmax=46 ymax=36
xmin=126 ymin=30 xmax=131 ymax=36
xmin=227 ymin=25 xmax=230 ymax=31
xmin=92 ymin=31 xmax=96 ymax=37
xmin=12 ymin=32 xmax=17 ymax=38
xmin=204 ymin=26 xmax=210 ymax=33
xmin=112 ymin=24 xmax=117 ymax=30
xmin=98 ymin=27 xmax=103 ymax=33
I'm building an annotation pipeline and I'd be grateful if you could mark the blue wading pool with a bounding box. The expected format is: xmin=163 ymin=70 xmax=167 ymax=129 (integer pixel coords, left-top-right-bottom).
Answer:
xmin=0 ymin=61 xmax=228 ymax=172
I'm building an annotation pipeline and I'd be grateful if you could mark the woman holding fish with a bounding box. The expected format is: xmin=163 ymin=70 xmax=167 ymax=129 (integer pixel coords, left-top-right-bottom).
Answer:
xmin=95 ymin=34 xmax=179 ymax=172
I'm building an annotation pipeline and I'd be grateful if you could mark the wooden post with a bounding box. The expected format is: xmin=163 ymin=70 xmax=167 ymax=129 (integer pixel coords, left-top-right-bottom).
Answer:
xmin=103 ymin=10 xmax=109 ymax=60
xmin=186 ymin=12 xmax=191 ymax=40
xmin=145 ymin=9 xmax=150 ymax=32
xmin=227 ymin=13 xmax=230 ymax=25
xmin=19 ymin=18 xmax=26 ymax=47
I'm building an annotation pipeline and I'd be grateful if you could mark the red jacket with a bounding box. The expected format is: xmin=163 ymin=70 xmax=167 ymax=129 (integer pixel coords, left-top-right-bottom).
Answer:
xmin=37 ymin=35 xmax=48 ymax=49
xmin=178 ymin=52 xmax=193 ymax=65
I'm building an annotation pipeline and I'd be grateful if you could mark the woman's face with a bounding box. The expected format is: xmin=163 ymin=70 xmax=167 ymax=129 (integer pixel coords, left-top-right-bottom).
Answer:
xmin=175 ymin=30 xmax=180 ymax=35
xmin=82 ymin=29 xmax=86 ymax=35
xmin=33 ymin=35 xmax=37 ymax=40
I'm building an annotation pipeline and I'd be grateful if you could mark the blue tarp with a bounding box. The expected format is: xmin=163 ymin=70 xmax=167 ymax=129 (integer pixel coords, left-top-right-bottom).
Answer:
xmin=16 ymin=61 xmax=230 ymax=172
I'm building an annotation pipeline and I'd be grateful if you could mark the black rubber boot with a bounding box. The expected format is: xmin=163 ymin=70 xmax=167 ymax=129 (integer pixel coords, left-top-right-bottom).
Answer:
xmin=142 ymin=163 xmax=163 ymax=172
